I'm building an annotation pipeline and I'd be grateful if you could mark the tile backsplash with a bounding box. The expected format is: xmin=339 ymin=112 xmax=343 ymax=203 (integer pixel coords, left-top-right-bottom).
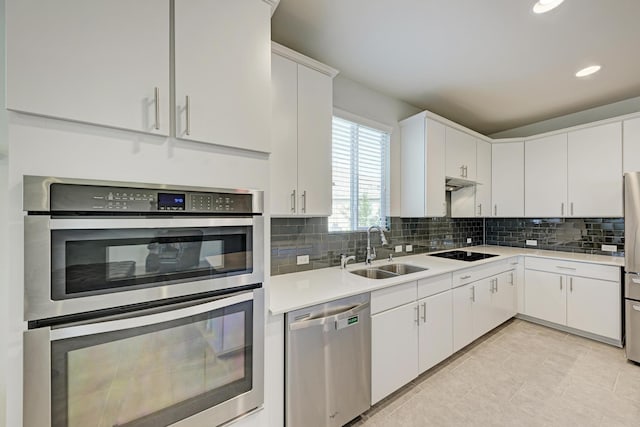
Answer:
xmin=271 ymin=216 xmax=625 ymax=276
xmin=485 ymin=217 xmax=624 ymax=256
xmin=270 ymin=217 xmax=483 ymax=276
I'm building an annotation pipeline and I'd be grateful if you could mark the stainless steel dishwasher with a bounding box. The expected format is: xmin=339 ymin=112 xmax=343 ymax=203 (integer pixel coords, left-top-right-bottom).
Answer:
xmin=286 ymin=293 xmax=371 ymax=427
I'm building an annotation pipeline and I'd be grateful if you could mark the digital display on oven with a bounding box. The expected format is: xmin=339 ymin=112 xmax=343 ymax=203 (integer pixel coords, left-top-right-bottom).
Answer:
xmin=158 ymin=193 xmax=186 ymax=210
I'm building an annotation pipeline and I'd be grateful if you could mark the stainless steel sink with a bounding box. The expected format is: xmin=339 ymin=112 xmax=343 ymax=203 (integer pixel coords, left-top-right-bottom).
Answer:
xmin=350 ymin=263 xmax=428 ymax=279
xmin=377 ymin=263 xmax=428 ymax=275
xmin=350 ymin=268 xmax=398 ymax=279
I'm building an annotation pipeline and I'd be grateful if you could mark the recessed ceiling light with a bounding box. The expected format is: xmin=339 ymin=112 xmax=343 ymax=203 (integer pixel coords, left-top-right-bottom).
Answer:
xmin=533 ymin=0 xmax=565 ymax=14
xmin=575 ymin=65 xmax=602 ymax=78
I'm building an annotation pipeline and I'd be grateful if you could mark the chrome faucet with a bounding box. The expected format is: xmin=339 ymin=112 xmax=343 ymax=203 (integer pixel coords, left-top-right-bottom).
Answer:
xmin=366 ymin=225 xmax=388 ymax=265
xmin=340 ymin=254 xmax=356 ymax=269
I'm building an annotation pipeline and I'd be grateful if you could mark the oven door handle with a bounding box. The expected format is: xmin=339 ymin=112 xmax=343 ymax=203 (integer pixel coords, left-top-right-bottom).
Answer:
xmin=50 ymin=291 xmax=254 ymax=341
xmin=49 ymin=216 xmax=254 ymax=230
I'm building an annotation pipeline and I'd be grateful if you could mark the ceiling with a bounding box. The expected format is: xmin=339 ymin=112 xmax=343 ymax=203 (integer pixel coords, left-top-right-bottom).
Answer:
xmin=271 ymin=0 xmax=640 ymax=135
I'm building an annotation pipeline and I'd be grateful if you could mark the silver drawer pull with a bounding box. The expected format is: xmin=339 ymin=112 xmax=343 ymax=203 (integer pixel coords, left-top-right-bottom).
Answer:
xmin=460 ymin=275 xmax=472 ymax=280
xmin=556 ymin=266 xmax=577 ymax=270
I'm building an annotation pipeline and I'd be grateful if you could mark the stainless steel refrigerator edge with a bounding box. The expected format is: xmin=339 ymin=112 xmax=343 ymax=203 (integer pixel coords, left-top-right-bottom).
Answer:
xmin=624 ymin=172 xmax=640 ymax=363
xmin=286 ymin=294 xmax=371 ymax=427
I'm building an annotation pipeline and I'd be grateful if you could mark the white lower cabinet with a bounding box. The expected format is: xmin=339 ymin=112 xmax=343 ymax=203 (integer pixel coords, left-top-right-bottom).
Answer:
xmin=371 ymin=275 xmax=452 ymax=404
xmin=524 ymin=257 xmax=621 ymax=342
xmin=371 ymin=302 xmax=419 ymax=404
xmin=453 ymin=268 xmax=516 ymax=352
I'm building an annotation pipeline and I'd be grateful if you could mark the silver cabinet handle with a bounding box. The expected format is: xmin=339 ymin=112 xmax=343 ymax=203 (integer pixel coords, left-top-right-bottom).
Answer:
xmin=154 ymin=87 xmax=160 ymax=130
xmin=570 ymin=202 xmax=574 ymax=216
xmin=495 ymin=279 xmax=499 ymax=293
xmin=560 ymin=276 xmax=563 ymax=291
xmin=478 ymin=203 xmax=482 ymax=216
xmin=570 ymin=277 xmax=573 ymax=292
xmin=561 ymin=202 xmax=564 ymax=216
xmin=509 ymin=272 xmax=514 ymax=285
xmin=490 ymin=279 xmax=494 ymax=293
xmin=415 ymin=305 xmax=420 ymax=325
xmin=556 ymin=266 xmax=577 ymax=271
xmin=290 ymin=190 xmax=296 ymax=213
xmin=471 ymin=286 xmax=476 ymax=302
xmin=185 ymin=95 xmax=191 ymax=136
xmin=301 ymin=190 xmax=307 ymax=213
xmin=442 ymin=201 xmax=446 ymax=216
xmin=461 ymin=275 xmax=472 ymax=280
xmin=421 ymin=302 xmax=427 ymax=323
xmin=494 ymin=204 xmax=497 ymax=216
xmin=460 ymin=165 xmax=464 ymax=177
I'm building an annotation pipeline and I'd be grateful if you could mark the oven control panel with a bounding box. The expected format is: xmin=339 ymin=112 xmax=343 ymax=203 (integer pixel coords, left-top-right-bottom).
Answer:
xmin=49 ymin=184 xmax=253 ymax=213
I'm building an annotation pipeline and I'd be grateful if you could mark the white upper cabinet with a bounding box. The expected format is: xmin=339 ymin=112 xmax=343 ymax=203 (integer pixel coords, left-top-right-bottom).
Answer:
xmin=6 ymin=0 xmax=170 ymax=135
xmin=174 ymin=0 xmax=271 ymax=152
xmin=270 ymin=46 xmax=337 ymax=216
xmin=491 ymin=142 xmax=524 ymax=217
xmin=446 ymin=127 xmax=477 ymax=180
xmin=525 ymin=134 xmax=568 ymax=217
xmin=475 ymin=139 xmax=492 ymax=217
xmin=7 ymin=0 xmax=273 ymax=152
xmin=567 ymin=122 xmax=622 ymax=217
xmin=623 ymin=117 xmax=640 ymax=173
xmin=400 ymin=115 xmax=446 ymax=217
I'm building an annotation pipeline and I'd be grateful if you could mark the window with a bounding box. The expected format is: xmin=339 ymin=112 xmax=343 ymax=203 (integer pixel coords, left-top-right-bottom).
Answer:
xmin=329 ymin=114 xmax=390 ymax=232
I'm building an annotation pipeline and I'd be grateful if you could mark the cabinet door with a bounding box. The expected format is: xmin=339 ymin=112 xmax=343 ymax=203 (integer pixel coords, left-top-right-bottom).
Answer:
xmin=270 ymin=54 xmax=299 ymax=216
xmin=418 ymin=291 xmax=453 ymax=373
xmin=425 ymin=120 xmax=447 ymax=216
xmin=297 ymin=64 xmax=333 ymax=216
xmin=525 ymin=134 xmax=568 ymax=217
xmin=175 ymin=0 xmax=271 ymax=152
xmin=623 ymin=118 xmax=640 ymax=173
xmin=493 ymin=270 xmax=517 ymax=324
xmin=452 ymin=284 xmax=474 ymax=352
xmin=6 ymin=0 xmax=170 ymax=135
xmin=371 ymin=303 xmax=419 ymax=404
xmin=476 ymin=140 xmax=492 ymax=217
xmin=524 ymin=270 xmax=566 ymax=325
xmin=567 ymin=122 xmax=623 ymax=217
xmin=492 ymin=142 xmax=524 ymax=217
xmin=472 ymin=278 xmax=494 ymax=340
xmin=567 ymin=276 xmax=621 ymax=340
xmin=446 ymin=127 xmax=477 ymax=180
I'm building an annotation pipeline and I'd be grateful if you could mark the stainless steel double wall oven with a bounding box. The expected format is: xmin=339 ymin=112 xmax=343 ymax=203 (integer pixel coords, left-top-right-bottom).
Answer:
xmin=23 ymin=176 xmax=265 ymax=427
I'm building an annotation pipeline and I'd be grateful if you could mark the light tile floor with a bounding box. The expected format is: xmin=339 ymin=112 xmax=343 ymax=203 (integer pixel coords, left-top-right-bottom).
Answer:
xmin=353 ymin=319 xmax=640 ymax=427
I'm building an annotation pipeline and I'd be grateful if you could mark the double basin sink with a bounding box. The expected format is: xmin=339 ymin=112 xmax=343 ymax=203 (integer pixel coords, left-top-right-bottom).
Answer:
xmin=350 ymin=263 xmax=427 ymax=279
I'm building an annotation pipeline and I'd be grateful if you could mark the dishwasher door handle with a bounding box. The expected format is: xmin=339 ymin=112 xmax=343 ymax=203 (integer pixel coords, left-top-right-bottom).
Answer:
xmin=288 ymin=302 xmax=370 ymax=331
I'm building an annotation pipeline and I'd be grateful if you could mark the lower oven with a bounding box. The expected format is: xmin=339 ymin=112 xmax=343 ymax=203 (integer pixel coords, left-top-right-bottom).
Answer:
xmin=24 ymin=287 xmax=264 ymax=427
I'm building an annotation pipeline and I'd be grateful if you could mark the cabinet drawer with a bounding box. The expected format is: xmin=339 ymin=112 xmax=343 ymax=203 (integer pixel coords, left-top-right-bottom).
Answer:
xmin=417 ymin=273 xmax=451 ymax=299
xmin=371 ymin=281 xmax=417 ymax=315
xmin=452 ymin=258 xmax=515 ymax=288
xmin=525 ymin=257 xmax=620 ymax=282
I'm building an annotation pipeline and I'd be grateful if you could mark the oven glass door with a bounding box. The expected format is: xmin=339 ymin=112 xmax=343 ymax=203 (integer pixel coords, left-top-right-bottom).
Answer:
xmin=49 ymin=292 xmax=256 ymax=427
xmin=50 ymin=218 xmax=253 ymax=299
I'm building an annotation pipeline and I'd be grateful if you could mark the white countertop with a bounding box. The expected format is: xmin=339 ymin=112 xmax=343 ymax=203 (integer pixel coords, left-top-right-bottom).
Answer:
xmin=268 ymin=245 xmax=624 ymax=315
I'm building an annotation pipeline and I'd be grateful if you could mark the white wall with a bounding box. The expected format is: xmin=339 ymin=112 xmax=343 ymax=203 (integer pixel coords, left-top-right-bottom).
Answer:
xmin=332 ymin=74 xmax=420 ymax=217
xmin=490 ymin=95 xmax=640 ymax=138
xmin=0 ymin=0 xmax=9 ymax=424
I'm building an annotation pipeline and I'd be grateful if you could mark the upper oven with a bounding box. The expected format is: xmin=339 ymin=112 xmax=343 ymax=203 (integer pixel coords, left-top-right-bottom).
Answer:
xmin=23 ymin=176 xmax=264 ymax=322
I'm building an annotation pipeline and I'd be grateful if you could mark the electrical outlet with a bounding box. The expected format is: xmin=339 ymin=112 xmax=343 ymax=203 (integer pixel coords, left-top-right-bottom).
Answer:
xmin=395 ymin=245 xmax=403 ymax=253
xmin=526 ymin=240 xmax=538 ymax=246
xmin=602 ymin=244 xmax=617 ymax=252
xmin=296 ymin=255 xmax=309 ymax=265
xmin=466 ymin=238 xmax=472 ymax=244
xmin=406 ymin=244 xmax=413 ymax=252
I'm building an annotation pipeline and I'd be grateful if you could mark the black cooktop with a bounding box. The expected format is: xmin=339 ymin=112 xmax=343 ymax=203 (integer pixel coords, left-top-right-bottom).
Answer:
xmin=428 ymin=250 xmax=499 ymax=262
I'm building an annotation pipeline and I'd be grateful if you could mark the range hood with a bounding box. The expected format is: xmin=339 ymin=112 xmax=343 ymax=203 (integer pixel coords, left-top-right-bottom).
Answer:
xmin=445 ymin=176 xmax=478 ymax=192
